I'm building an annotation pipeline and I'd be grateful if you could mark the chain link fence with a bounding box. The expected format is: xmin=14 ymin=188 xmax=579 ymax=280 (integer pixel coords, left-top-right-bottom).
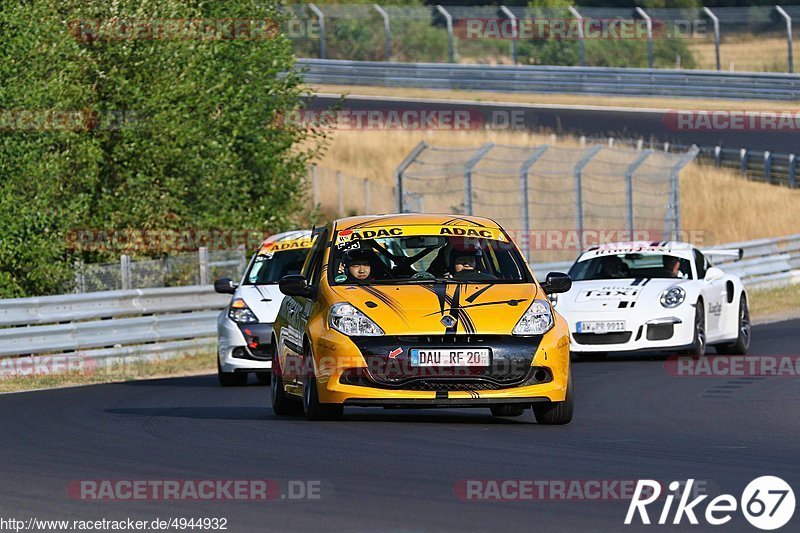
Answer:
xmin=396 ymin=142 xmax=698 ymax=263
xmin=283 ymin=4 xmax=800 ymax=72
xmin=307 ymin=165 xmax=396 ymax=217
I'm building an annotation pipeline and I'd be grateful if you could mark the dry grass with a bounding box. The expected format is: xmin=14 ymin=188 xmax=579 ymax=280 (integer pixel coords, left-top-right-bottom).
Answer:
xmin=315 ymin=129 xmax=800 ymax=246
xmin=308 ymin=84 xmax=800 ymax=111
xmin=689 ymin=36 xmax=796 ymax=73
xmin=0 ymin=351 xmax=216 ymax=393
xmin=749 ymin=283 xmax=800 ymax=320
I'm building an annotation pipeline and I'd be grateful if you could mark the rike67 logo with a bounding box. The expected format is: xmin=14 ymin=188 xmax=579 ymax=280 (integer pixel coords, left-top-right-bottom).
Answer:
xmin=626 ymin=477 xmax=795 ymax=530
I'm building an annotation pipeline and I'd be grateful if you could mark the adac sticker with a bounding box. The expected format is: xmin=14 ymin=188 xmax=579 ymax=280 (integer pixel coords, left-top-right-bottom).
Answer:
xmin=259 ymin=237 xmax=313 ymax=255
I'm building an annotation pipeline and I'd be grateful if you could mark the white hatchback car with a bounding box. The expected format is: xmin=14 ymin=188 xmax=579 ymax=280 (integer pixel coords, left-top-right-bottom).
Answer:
xmin=554 ymin=241 xmax=750 ymax=359
xmin=214 ymin=230 xmax=313 ymax=386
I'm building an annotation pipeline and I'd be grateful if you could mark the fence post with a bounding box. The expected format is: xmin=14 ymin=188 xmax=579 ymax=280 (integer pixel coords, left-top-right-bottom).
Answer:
xmin=337 ymin=171 xmax=344 ymax=216
xmin=635 ymin=7 xmax=653 ymax=69
xmin=73 ymin=259 xmax=85 ymax=294
xmin=667 ymin=146 xmax=699 ymax=241
xmin=120 ymin=255 xmax=131 ymax=290
xmin=237 ymin=244 xmax=247 ymax=277
xmin=703 ymin=7 xmax=721 ymax=71
xmin=199 ymin=246 xmax=209 ymax=286
xmin=394 ymin=141 xmax=428 ymax=212
xmin=499 ymin=6 xmax=518 ymax=65
xmin=463 ymin=144 xmax=494 ymax=215
xmin=308 ymin=4 xmax=326 ymax=59
xmin=374 ymin=4 xmax=392 ymax=61
xmin=568 ymin=6 xmax=585 ymax=66
xmin=573 ymin=145 xmax=603 ymax=252
xmin=714 ymin=145 xmax=722 ymax=166
xmin=436 ymin=5 xmax=455 ymax=63
xmin=364 ymin=178 xmax=371 ymax=213
xmin=624 ymin=150 xmax=652 ymax=237
xmin=776 ymin=6 xmax=793 ymax=73
xmin=790 ymin=154 xmax=797 ymax=188
xmin=764 ymin=151 xmax=772 ymax=183
xmin=519 ymin=146 xmax=549 ymax=261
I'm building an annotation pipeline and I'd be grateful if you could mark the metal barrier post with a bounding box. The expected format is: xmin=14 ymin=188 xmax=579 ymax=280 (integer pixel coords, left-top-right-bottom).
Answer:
xmin=519 ymin=146 xmax=549 ymax=261
xmin=776 ymin=6 xmax=793 ymax=73
xmin=374 ymin=4 xmax=392 ymax=61
xmin=764 ymin=151 xmax=772 ymax=183
xmin=703 ymin=7 xmax=721 ymax=71
xmin=635 ymin=7 xmax=653 ymax=69
xmin=463 ymin=144 xmax=494 ymax=215
xmin=436 ymin=5 xmax=455 ymax=63
xmin=624 ymin=150 xmax=652 ymax=236
xmin=308 ymin=4 xmax=326 ymax=59
xmin=790 ymin=154 xmax=797 ymax=188
xmin=120 ymin=255 xmax=131 ymax=290
xmin=740 ymin=148 xmax=748 ymax=177
xmin=714 ymin=145 xmax=722 ymax=166
xmin=500 ymin=6 xmax=518 ymax=65
xmin=573 ymin=146 xmax=603 ymax=251
xmin=394 ymin=141 xmax=428 ymax=212
xmin=568 ymin=6 xmax=585 ymax=66
xmin=199 ymin=247 xmax=209 ymax=286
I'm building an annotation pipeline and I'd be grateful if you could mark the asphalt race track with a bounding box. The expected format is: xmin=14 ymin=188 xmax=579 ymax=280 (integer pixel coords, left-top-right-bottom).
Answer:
xmin=1 ymin=319 xmax=798 ymax=532
xmin=306 ymin=94 xmax=800 ymax=154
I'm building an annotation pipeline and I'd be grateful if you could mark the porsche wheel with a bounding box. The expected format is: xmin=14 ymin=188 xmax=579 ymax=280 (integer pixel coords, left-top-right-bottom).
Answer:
xmin=716 ymin=295 xmax=750 ymax=355
xmin=685 ymin=301 xmax=706 ymax=357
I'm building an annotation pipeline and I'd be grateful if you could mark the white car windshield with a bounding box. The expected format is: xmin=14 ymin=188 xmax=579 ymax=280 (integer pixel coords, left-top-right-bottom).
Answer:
xmin=569 ymin=252 xmax=693 ymax=281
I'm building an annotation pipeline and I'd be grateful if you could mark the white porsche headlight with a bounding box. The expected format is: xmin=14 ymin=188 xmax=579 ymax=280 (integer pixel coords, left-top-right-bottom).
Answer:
xmin=513 ymin=299 xmax=554 ymax=336
xmin=660 ymin=286 xmax=686 ymax=308
xmin=329 ymin=303 xmax=384 ymax=336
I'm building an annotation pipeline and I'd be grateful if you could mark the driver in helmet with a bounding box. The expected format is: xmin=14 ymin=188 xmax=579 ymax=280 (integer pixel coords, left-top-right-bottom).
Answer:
xmin=342 ymin=249 xmax=376 ymax=282
xmin=449 ymin=248 xmax=495 ymax=281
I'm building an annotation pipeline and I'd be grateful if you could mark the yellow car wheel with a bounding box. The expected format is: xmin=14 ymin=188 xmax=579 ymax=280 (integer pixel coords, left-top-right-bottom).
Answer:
xmin=532 ymin=370 xmax=574 ymax=425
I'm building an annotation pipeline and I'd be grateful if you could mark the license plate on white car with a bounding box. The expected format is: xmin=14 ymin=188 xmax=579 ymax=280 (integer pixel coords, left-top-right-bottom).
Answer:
xmin=410 ymin=348 xmax=490 ymax=367
xmin=577 ymin=321 xmax=626 ymax=334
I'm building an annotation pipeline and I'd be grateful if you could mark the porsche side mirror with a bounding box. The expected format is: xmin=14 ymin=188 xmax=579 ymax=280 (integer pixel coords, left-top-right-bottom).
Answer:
xmin=541 ymin=272 xmax=572 ymax=294
xmin=704 ymin=267 xmax=724 ymax=283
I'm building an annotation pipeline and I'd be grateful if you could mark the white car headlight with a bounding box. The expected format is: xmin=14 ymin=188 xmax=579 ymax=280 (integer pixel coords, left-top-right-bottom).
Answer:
xmin=329 ymin=303 xmax=384 ymax=336
xmin=228 ymin=298 xmax=258 ymax=324
xmin=513 ymin=299 xmax=554 ymax=336
xmin=660 ymin=286 xmax=686 ymax=308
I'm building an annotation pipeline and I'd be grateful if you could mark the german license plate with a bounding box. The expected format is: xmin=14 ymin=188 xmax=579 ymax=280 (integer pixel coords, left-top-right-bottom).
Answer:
xmin=577 ymin=321 xmax=626 ymax=334
xmin=410 ymin=348 xmax=490 ymax=367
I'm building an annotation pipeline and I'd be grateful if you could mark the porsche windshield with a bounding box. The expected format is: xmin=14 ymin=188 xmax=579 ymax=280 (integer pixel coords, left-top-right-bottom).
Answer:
xmin=329 ymin=232 xmax=531 ymax=285
xmin=569 ymin=252 xmax=693 ymax=281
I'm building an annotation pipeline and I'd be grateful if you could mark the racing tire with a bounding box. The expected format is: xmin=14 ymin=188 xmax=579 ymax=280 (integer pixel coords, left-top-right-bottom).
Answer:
xmin=532 ymin=370 xmax=573 ymax=425
xmin=271 ymin=349 xmax=302 ymax=416
xmin=716 ymin=295 xmax=751 ymax=355
xmin=303 ymin=375 xmax=343 ymax=421
xmin=684 ymin=301 xmax=706 ymax=357
xmin=255 ymin=372 xmax=270 ymax=385
xmin=218 ymin=359 xmax=247 ymax=387
xmin=490 ymin=405 xmax=527 ymax=417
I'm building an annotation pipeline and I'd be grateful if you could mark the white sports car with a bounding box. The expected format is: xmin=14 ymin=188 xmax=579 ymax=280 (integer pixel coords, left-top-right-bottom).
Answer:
xmin=552 ymin=241 xmax=750 ymax=358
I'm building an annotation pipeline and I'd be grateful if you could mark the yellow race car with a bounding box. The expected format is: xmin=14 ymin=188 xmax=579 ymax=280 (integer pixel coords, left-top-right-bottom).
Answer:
xmin=271 ymin=214 xmax=573 ymax=423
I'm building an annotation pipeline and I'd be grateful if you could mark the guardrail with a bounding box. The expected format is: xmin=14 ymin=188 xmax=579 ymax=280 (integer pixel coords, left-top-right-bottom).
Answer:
xmin=1 ymin=234 xmax=797 ymax=376
xmin=0 ymin=286 xmax=229 ymax=375
xmin=297 ymin=59 xmax=800 ymax=101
